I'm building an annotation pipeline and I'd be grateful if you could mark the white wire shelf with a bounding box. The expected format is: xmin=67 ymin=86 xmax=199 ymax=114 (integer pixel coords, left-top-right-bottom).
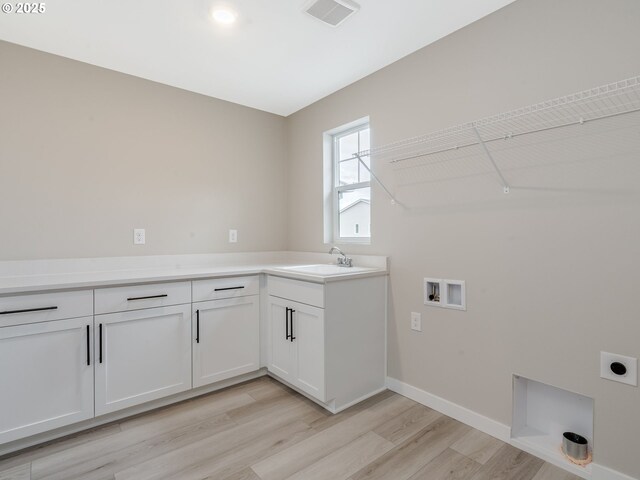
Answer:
xmin=353 ymin=75 xmax=640 ymax=199
xmin=359 ymin=76 xmax=640 ymax=165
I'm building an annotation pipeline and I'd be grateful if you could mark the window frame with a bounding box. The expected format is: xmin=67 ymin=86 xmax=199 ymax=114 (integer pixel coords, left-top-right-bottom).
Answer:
xmin=332 ymin=122 xmax=371 ymax=244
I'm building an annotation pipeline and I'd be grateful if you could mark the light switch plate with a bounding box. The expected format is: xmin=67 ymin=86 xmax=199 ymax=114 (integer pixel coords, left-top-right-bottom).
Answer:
xmin=600 ymin=351 xmax=637 ymax=386
xmin=411 ymin=312 xmax=422 ymax=332
xmin=133 ymin=228 xmax=145 ymax=245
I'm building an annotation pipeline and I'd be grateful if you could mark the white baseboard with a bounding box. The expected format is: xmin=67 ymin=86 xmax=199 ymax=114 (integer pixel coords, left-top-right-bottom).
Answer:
xmin=385 ymin=376 xmax=510 ymax=442
xmin=386 ymin=377 xmax=638 ymax=480
xmin=592 ymin=464 xmax=638 ymax=480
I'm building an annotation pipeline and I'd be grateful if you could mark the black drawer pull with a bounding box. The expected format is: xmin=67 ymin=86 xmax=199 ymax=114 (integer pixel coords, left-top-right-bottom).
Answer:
xmin=290 ymin=309 xmax=296 ymax=342
xmin=285 ymin=307 xmax=291 ymax=340
xmin=0 ymin=306 xmax=58 ymax=315
xmin=196 ymin=309 xmax=200 ymax=344
xmin=127 ymin=294 xmax=168 ymax=301
xmin=214 ymin=286 xmax=245 ymax=292
xmin=99 ymin=324 xmax=103 ymax=364
xmin=86 ymin=325 xmax=91 ymax=366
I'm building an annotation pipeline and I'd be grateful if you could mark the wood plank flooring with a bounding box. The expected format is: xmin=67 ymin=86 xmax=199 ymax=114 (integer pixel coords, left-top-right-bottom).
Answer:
xmin=0 ymin=377 xmax=582 ymax=480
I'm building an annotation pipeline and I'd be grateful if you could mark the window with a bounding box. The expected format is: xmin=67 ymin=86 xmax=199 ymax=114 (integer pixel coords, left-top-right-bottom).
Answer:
xmin=332 ymin=123 xmax=370 ymax=243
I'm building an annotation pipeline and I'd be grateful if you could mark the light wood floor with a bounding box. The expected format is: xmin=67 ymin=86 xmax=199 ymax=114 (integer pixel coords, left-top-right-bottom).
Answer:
xmin=0 ymin=377 xmax=581 ymax=480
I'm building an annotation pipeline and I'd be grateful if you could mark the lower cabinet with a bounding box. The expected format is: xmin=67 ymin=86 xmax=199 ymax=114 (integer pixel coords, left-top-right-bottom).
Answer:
xmin=268 ymin=295 xmax=325 ymax=401
xmin=0 ymin=317 xmax=94 ymax=444
xmin=192 ymin=296 xmax=260 ymax=388
xmin=94 ymin=304 xmax=192 ymax=416
xmin=0 ymin=271 xmax=385 ymax=448
xmin=267 ymin=274 xmax=387 ymax=412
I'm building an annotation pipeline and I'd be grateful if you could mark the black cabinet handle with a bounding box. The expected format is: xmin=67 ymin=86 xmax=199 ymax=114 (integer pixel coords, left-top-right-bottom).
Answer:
xmin=290 ymin=309 xmax=296 ymax=342
xmin=86 ymin=325 xmax=91 ymax=366
xmin=127 ymin=294 xmax=168 ymax=301
xmin=214 ymin=286 xmax=245 ymax=292
xmin=285 ymin=307 xmax=291 ymax=340
xmin=99 ymin=324 xmax=103 ymax=364
xmin=196 ymin=309 xmax=200 ymax=344
xmin=0 ymin=306 xmax=57 ymax=315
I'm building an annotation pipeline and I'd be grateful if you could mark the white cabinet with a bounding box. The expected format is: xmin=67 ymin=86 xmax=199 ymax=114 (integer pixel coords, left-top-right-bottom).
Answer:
xmin=267 ymin=296 xmax=326 ymax=402
xmin=0 ymin=268 xmax=387 ymax=450
xmin=291 ymin=301 xmax=325 ymax=400
xmin=0 ymin=317 xmax=94 ymax=444
xmin=268 ymin=274 xmax=386 ymax=412
xmin=192 ymin=296 xmax=259 ymax=388
xmin=267 ymin=297 xmax=294 ymax=380
xmin=94 ymin=304 xmax=192 ymax=416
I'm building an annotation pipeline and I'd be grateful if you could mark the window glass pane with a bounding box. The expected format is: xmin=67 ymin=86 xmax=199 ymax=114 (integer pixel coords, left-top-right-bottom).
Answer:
xmin=339 ymin=187 xmax=370 ymax=238
xmin=358 ymin=154 xmax=371 ymax=183
xmin=339 ymin=158 xmax=358 ymax=185
xmin=339 ymin=133 xmax=358 ymax=160
xmin=358 ymin=128 xmax=371 ymax=181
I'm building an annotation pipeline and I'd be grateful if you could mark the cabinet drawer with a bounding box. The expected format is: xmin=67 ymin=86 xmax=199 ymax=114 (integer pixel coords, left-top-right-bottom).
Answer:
xmin=0 ymin=290 xmax=93 ymax=328
xmin=95 ymin=281 xmax=191 ymax=314
xmin=268 ymin=276 xmax=324 ymax=309
xmin=192 ymin=275 xmax=259 ymax=302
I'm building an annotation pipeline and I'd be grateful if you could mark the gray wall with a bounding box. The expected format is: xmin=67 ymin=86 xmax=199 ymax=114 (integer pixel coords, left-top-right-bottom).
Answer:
xmin=0 ymin=41 xmax=288 ymax=260
xmin=286 ymin=0 xmax=640 ymax=477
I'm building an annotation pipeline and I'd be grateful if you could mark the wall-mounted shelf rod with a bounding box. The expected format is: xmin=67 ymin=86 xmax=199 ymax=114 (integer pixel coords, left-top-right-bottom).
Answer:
xmin=354 ymin=153 xmax=401 ymax=206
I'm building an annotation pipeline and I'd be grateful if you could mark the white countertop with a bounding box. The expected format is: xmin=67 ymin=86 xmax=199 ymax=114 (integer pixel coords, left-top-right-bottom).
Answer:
xmin=0 ymin=252 xmax=388 ymax=295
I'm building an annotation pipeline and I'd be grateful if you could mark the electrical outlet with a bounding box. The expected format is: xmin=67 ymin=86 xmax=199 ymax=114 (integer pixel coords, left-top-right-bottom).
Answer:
xmin=600 ymin=351 xmax=637 ymax=386
xmin=133 ymin=228 xmax=145 ymax=245
xmin=411 ymin=312 xmax=422 ymax=332
xmin=228 ymin=229 xmax=238 ymax=243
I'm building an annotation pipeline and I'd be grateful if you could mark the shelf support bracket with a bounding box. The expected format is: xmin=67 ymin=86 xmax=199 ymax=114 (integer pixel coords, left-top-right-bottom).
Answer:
xmin=354 ymin=153 xmax=402 ymax=206
xmin=472 ymin=126 xmax=510 ymax=194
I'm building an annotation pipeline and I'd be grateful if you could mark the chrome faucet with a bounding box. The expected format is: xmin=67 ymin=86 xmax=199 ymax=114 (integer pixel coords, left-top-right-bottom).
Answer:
xmin=329 ymin=246 xmax=353 ymax=267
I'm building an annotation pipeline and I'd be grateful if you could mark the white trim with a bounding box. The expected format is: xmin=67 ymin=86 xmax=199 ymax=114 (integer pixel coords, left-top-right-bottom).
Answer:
xmin=591 ymin=464 xmax=638 ymax=480
xmin=385 ymin=376 xmax=510 ymax=442
xmin=323 ymin=116 xmax=369 ymax=136
xmin=386 ymin=376 xmax=638 ymax=480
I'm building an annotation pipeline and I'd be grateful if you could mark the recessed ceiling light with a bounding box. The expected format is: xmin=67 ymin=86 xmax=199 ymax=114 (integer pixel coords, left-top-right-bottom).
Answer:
xmin=212 ymin=8 xmax=237 ymax=25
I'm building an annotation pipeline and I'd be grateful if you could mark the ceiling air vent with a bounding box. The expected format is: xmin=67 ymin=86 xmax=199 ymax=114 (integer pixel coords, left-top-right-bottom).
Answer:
xmin=304 ymin=0 xmax=360 ymax=27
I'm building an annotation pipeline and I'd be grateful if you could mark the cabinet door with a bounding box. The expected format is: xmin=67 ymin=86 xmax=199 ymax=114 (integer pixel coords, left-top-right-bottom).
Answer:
xmin=193 ymin=296 xmax=259 ymax=388
xmin=0 ymin=317 xmax=94 ymax=443
xmin=291 ymin=302 xmax=325 ymax=401
xmin=267 ymin=296 xmax=294 ymax=382
xmin=95 ymin=305 xmax=191 ymax=416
